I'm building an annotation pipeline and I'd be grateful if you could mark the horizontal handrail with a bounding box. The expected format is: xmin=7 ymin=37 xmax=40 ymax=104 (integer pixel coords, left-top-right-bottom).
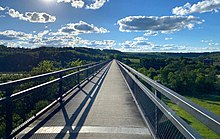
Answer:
xmin=0 ymin=61 xmax=108 ymax=104
xmin=118 ymin=60 xmax=220 ymax=136
xmin=0 ymin=62 xmax=98 ymax=89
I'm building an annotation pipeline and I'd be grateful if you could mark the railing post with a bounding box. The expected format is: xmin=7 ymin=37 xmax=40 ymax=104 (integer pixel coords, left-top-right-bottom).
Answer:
xmin=77 ymin=68 xmax=80 ymax=85
xmin=155 ymin=89 xmax=161 ymax=137
xmin=91 ymin=65 xmax=94 ymax=74
xmin=59 ymin=73 xmax=63 ymax=101
xmin=86 ymin=66 xmax=89 ymax=79
xmin=5 ymin=88 xmax=13 ymax=139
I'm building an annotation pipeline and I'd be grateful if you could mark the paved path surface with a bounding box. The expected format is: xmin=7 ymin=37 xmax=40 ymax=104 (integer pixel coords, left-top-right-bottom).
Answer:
xmin=17 ymin=60 xmax=152 ymax=139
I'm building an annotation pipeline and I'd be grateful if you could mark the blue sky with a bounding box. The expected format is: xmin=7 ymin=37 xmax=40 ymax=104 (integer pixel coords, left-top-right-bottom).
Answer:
xmin=0 ymin=0 xmax=220 ymax=52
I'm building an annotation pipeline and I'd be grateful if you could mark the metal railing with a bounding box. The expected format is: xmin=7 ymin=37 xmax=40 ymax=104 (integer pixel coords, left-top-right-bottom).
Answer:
xmin=117 ymin=60 xmax=220 ymax=139
xmin=0 ymin=60 xmax=110 ymax=138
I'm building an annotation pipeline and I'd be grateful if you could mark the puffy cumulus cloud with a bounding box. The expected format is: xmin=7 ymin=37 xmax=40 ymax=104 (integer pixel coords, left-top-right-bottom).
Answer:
xmin=42 ymin=36 xmax=115 ymax=49
xmin=86 ymin=0 xmax=109 ymax=10
xmin=0 ymin=27 xmax=114 ymax=49
xmin=29 ymin=29 xmax=114 ymax=49
xmin=52 ymin=21 xmax=109 ymax=35
xmin=8 ymin=9 xmax=22 ymax=18
xmin=0 ymin=30 xmax=33 ymax=40
xmin=118 ymin=36 xmax=187 ymax=52
xmin=117 ymin=15 xmax=203 ymax=34
xmin=78 ymin=39 xmax=116 ymax=49
xmin=37 ymin=30 xmax=50 ymax=38
xmin=143 ymin=31 xmax=158 ymax=36
xmin=119 ymin=36 xmax=153 ymax=51
xmin=172 ymin=0 xmax=220 ymax=15
xmin=119 ymin=41 xmax=187 ymax=52
xmin=133 ymin=37 xmax=148 ymax=41
xmin=0 ymin=6 xmax=6 ymax=11
xmin=57 ymin=0 xmax=108 ymax=9
xmin=57 ymin=0 xmax=84 ymax=8
xmin=8 ymin=8 xmax=56 ymax=23
xmin=24 ymin=12 xmax=56 ymax=23
xmin=158 ymin=44 xmax=186 ymax=51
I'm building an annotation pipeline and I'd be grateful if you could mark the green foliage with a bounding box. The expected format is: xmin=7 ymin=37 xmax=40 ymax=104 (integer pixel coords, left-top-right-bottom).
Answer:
xmin=137 ymin=58 xmax=219 ymax=96
xmin=113 ymin=54 xmax=122 ymax=61
xmin=68 ymin=59 xmax=85 ymax=67
xmin=28 ymin=100 xmax=49 ymax=117
xmin=31 ymin=60 xmax=56 ymax=75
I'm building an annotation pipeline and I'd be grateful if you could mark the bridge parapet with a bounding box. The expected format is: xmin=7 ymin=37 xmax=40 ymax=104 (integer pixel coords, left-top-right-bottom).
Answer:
xmin=117 ymin=60 xmax=220 ymax=139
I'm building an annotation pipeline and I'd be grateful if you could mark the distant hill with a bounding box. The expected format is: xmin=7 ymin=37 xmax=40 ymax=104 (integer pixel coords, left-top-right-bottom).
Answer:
xmin=1 ymin=45 xmax=220 ymax=72
xmin=125 ymin=52 xmax=219 ymax=59
xmin=0 ymin=45 xmax=121 ymax=72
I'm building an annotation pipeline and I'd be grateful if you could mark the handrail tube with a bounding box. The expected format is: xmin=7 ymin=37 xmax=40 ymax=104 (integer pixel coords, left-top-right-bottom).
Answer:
xmin=11 ymin=78 xmax=60 ymax=101
xmin=118 ymin=61 xmax=202 ymax=139
xmin=1 ymin=61 xmax=108 ymax=103
xmin=118 ymin=60 xmax=220 ymax=135
xmin=0 ymin=62 xmax=98 ymax=89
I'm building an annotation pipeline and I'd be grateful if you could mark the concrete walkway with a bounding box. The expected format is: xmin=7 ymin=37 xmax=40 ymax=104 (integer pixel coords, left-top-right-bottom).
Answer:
xmin=17 ymin=60 xmax=152 ymax=139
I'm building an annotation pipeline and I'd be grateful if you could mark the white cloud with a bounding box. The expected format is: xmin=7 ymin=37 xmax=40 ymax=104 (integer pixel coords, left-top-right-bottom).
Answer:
xmin=57 ymin=0 xmax=84 ymax=8
xmin=37 ymin=30 xmax=49 ymax=38
xmin=201 ymin=39 xmax=219 ymax=46
xmin=57 ymin=0 xmax=108 ymax=9
xmin=50 ymin=21 xmax=109 ymax=35
xmin=0 ymin=6 xmax=5 ymax=11
xmin=79 ymin=39 xmax=116 ymax=49
xmin=133 ymin=37 xmax=148 ymax=41
xmin=119 ymin=40 xmax=187 ymax=52
xmin=0 ymin=30 xmax=33 ymax=40
xmin=143 ymin=31 xmax=158 ymax=36
xmin=119 ymin=36 xmax=154 ymax=52
xmin=172 ymin=0 xmax=220 ymax=15
xmin=117 ymin=15 xmax=203 ymax=34
xmin=8 ymin=9 xmax=22 ymax=18
xmin=71 ymin=0 xmax=84 ymax=8
xmin=86 ymin=0 xmax=109 ymax=10
xmin=165 ymin=37 xmax=173 ymax=40
xmin=8 ymin=8 xmax=56 ymax=23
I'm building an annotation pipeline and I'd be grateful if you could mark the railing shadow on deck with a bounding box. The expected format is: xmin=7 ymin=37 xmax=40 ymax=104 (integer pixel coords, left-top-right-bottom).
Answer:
xmin=20 ymin=61 xmax=111 ymax=139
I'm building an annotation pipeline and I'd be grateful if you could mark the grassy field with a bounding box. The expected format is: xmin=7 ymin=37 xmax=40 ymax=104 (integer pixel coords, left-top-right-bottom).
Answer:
xmin=165 ymin=95 xmax=220 ymax=139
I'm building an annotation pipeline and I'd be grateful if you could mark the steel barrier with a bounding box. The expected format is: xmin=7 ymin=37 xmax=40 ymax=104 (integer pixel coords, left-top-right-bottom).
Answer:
xmin=117 ymin=60 xmax=220 ymax=139
xmin=0 ymin=60 xmax=110 ymax=138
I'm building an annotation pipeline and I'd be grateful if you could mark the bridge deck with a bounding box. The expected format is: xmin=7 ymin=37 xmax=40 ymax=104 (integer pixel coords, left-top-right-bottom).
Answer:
xmin=17 ymin=60 xmax=152 ymax=139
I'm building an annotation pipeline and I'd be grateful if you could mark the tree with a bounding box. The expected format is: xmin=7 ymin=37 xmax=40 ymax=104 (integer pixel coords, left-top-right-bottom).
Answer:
xmin=68 ymin=59 xmax=84 ymax=67
xmin=114 ymin=54 xmax=122 ymax=61
xmin=31 ymin=60 xmax=56 ymax=75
